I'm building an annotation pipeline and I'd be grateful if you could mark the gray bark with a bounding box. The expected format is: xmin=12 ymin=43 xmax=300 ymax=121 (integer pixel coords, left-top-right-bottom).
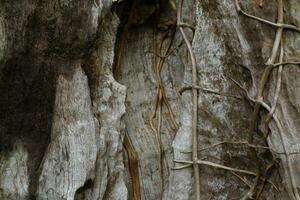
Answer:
xmin=0 ymin=0 xmax=299 ymax=199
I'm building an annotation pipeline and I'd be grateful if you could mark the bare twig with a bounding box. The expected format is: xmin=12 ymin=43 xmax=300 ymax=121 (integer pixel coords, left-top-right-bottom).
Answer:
xmin=181 ymin=139 xmax=300 ymax=156
xmin=179 ymin=85 xmax=243 ymax=99
xmin=269 ymin=61 xmax=300 ymax=67
xmin=171 ymin=163 xmax=192 ymax=170
xmin=235 ymin=0 xmax=300 ymax=32
xmin=177 ymin=22 xmax=196 ymax=31
xmin=174 ymin=159 xmax=256 ymax=175
xmin=180 ymin=141 xmax=270 ymax=154
xmin=173 ymin=159 xmax=279 ymax=192
xmin=231 ymin=171 xmax=251 ymax=188
xmin=199 ymin=141 xmax=269 ymax=152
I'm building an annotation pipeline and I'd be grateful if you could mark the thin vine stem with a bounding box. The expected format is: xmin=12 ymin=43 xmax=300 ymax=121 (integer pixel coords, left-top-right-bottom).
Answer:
xmin=235 ymin=0 xmax=300 ymax=199
xmin=263 ymin=38 xmax=284 ymax=139
xmin=236 ymin=0 xmax=283 ymax=198
xmin=231 ymin=77 xmax=300 ymax=200
xmin=235 ymin=0 xmax=300 ymax=32
xmin=150 ymin=5 xmax=178 ymax=198
xmin=177 ymin=0 xmax=200 ymax=199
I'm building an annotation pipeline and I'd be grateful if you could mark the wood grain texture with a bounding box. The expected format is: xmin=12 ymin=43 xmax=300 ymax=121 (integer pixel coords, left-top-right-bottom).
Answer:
xmin=0 ymin=0 xmax=299 ymax=199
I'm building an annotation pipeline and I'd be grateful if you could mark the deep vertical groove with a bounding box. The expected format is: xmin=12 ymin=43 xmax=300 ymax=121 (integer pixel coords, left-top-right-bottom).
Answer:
xmin=123 ymin=133 xmax=141 ymax=200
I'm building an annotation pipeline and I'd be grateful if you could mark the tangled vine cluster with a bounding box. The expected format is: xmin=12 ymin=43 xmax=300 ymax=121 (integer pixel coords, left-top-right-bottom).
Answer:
xmin=174 ymin=0 xmax=300 ymax=199
xmin=114 ymin=0 xmax=300 ymax=199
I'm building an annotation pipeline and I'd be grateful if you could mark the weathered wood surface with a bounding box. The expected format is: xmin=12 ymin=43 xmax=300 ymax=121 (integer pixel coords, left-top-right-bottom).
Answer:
xmin=0 ymin=0 xmax=299 ymax=199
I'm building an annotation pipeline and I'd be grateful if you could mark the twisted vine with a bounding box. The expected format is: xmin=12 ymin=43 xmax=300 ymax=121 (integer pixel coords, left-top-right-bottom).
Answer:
xmin=174 ymin=0 xmax=300 ymax=200
xmin=150 ymin=2 xmax=178 ymax=198
xmin=113 ymin=0 xmax=300 ymax=199
xmin=235 ymin=0 xmax=300 ymax=199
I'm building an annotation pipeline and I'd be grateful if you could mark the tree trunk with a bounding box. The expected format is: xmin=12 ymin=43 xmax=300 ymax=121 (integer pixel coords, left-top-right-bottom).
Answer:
xmin=0 ymin=0 xmax=299 ymax=199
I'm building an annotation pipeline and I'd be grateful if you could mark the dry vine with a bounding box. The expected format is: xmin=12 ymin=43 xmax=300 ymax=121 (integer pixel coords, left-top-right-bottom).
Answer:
xmin=235 ymin=0 xmax=300 ymax=199
xmin=177 ymin=0 xmax=201 ymax=199
xmin=113 ymin=0 xmax=300 ymax=199
xmin=112 ymin=1 xmax=141 ymax=200
xmin=173 ymin=0 xmax=300 ymax=200
xmin=174 ymin=1 xmax=266 ymax=199
xmin=150 ymin=2 xmax=178 ymax=197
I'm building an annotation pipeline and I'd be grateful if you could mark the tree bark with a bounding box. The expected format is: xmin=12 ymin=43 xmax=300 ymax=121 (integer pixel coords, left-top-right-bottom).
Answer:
xmin=0 ymin=0 xmax=299 ymax=199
